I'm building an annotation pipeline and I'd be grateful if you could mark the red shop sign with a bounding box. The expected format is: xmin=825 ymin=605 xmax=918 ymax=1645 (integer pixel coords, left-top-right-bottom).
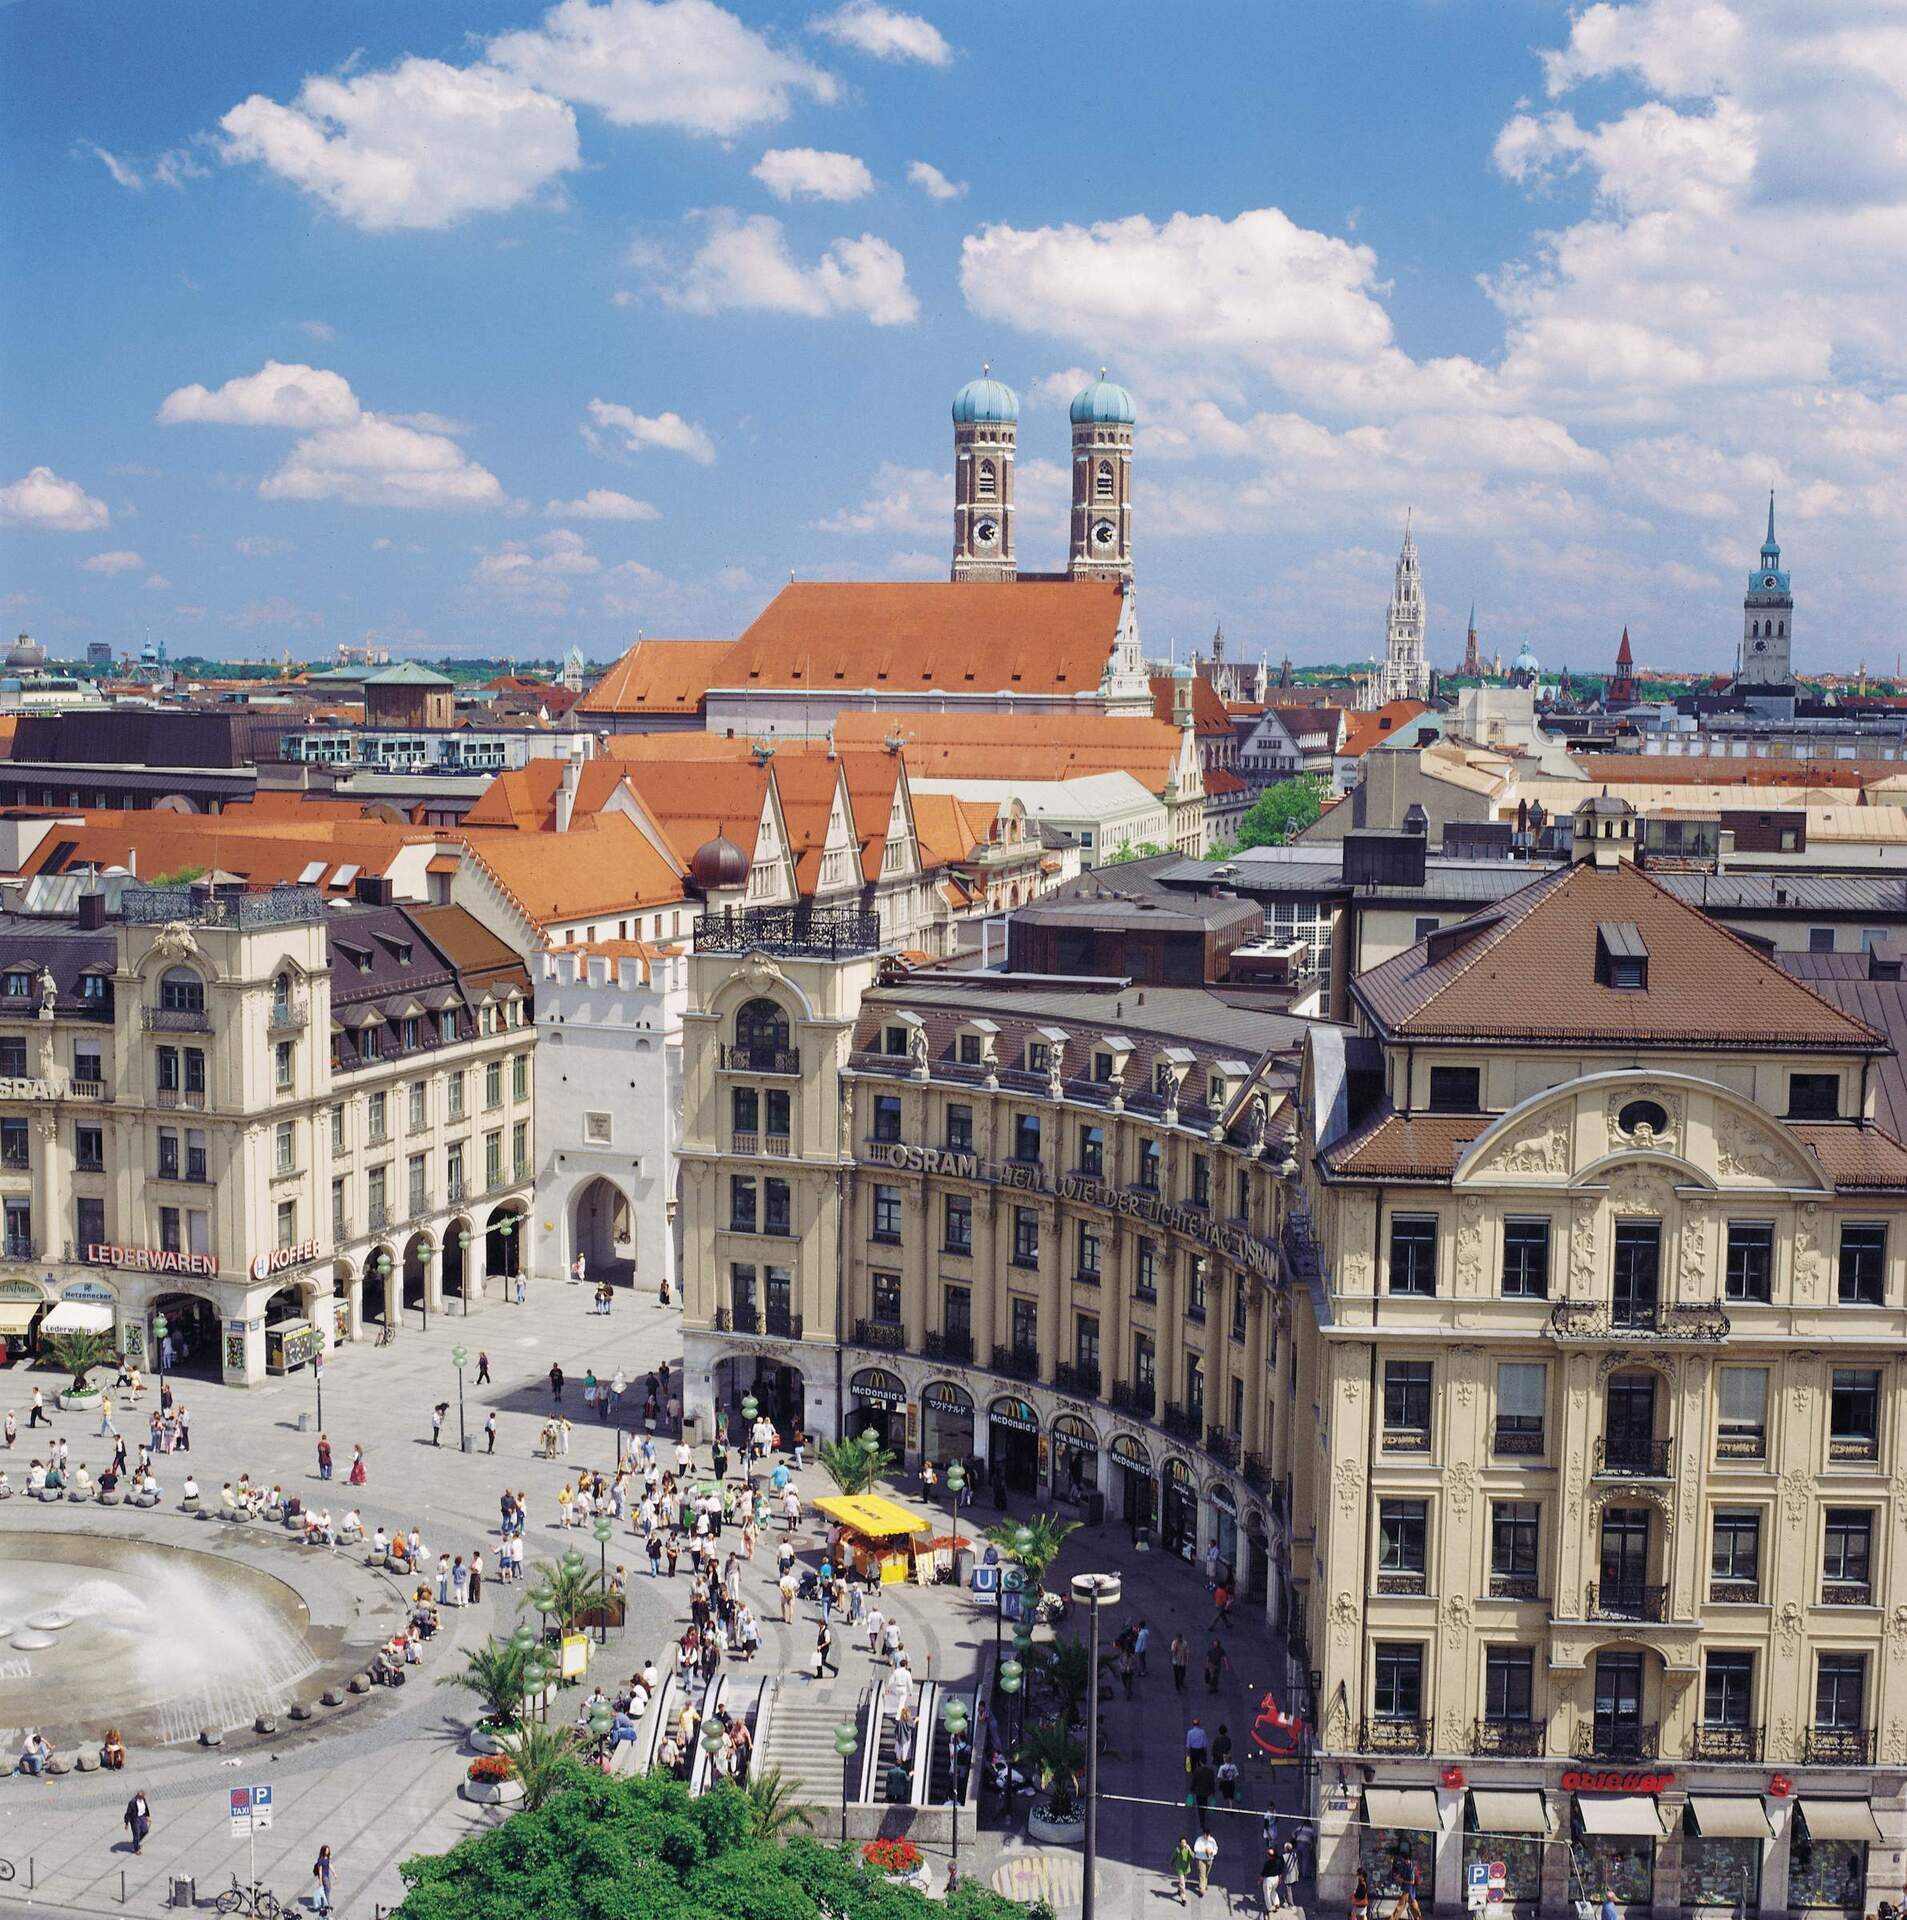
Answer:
xmin=1767 ymin=1775 xmax=1794 ymax=1799
xmin=1441 ymin=1766 xmax=1467 ymax=1792
xmin=1560 ymin=1770 xmax=1675 ymax=1795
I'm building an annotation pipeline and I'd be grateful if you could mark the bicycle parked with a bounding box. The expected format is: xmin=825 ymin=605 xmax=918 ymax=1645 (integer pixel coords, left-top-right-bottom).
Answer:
xmin=216 ymin=1874 xmax=283 ymax=1918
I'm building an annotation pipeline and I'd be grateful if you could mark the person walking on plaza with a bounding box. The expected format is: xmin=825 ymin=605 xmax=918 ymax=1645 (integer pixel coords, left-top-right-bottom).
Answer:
xmin=1171 ymin=1837 xmax=1195 ymax=1906
xmin=3 ymin=1408 xmax=14 ymax=1448
xmin=176 ymin=1404 xmax=190 ymax=1451
xmin=123 ymin=1787 xmax=151 ymax=1854
xmin=1260 ymin=1847 xmax=1282 ymax=1914
xmin=1189 ymin=1757 xmax=1217 ymax=1833
xmin=549 ymin=1362 xmax=564 ymax=1404
xmin=476 ymin=1350 xmax=491 ymax=1385
xmin=98 ymin=1390 xmax=115 ymax=1438
xmin=1171 ymin=1632 xmax=1190 ymax=1693
xmin=317 ymin=1433 xmax=332 ymax=1480
xmin=311 ymin=1845 xmax=334 ymax=1916
xmin=484 ymin=1411 xmax=497 ymax=1455
xmin=778 ymin=1568 xmax=796 ymax=1624
xmin=1191 ymin=1830 xmax=1217 ymax=1899
xmin=1204 ymin=1636 xmax=1233 ymax=1695
xmin=815 ymin=1619 xmax=838 ymax=1678
xmin=1134 ymin=1618 xmax=1151 ymax=1675
xmin=1209 ymin=1578 xmax=1235 ymax=1631
xmin=28 ymin=1387 xmax=47 ymax=1428
xmin=430 ymin=1403 xmax=447 ymax=1447
xmin=348 ymin=1444 xmax=365 ymax=1486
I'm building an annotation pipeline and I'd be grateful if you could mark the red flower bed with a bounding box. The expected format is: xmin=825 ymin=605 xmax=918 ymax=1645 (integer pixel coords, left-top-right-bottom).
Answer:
xmin=467 ymin=1754 xmax=515 ymax=1783
xmin=863 ymin=1839 xmax=922 ymax=1875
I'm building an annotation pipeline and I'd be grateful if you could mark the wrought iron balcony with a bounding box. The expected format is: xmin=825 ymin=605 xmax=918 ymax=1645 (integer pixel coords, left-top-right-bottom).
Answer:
xmin=1241 ymin=1452 xmax=1271 ymax=1491
xmin=1110 ymin=1379 xmax=1154 ymax=1419
xmin=4 ymin=1236 xmax=36 ymax=1261
xmin=1282 ymin=1208 xmax=1322 ymax=1288
xmin=1492 ymin=1426 xmax=1545 ymax=1457
xmin=268 ymin=999 xmax=309 ymax=1033
xmin=1053 ymin=1361 xmax=1102 ymax=1397
xmin=367 ymin=1202 xmax=391 ymax=1232
xmin=764 ymin=1307 xmax=801 ymax=1340
xmin=1708 ymin=1580 xmax=1760 ymax=1605
xmin=853 ymin=1318 xmax=906 ymax=1352
xmin=1548 ymin=1298 xmax=1730 ymax=1342
xmin=1573 ymin=1721 xmax=1660 ymax=1761
xmin=1714 ymin=1431 xmax=1766 ymax=1462
xmin=728 ymin=1304 xmax=761 ymax=1334
xmin=1689 ymin=1725 xmax=1763 ymax=1763
xmin=447 ymin=1175 xmax=467 ymax=1203
xmin=991 ymin=1342 xmax=1041 ymax=1383
xmin=721 ymin=1044 xmax=802 ymax=1076
xmin=1586 ymin=1582 xmax=1668 ymax=1622
xmin=1471 ymin=1719 xmax=1544 ymax=1758
xmin=1594 ymin=1436 xmax=1672 ymax=1477
xmin=1072 ymin=1267 xmax=1102 ymax=1288
xmin=1375 ymin=1570 xmax=1428 ymax=1596
xmin=1802 ymin=1727 xmax=1875 ymax=1767
xmin=1357 ymin=1717 xmax=1430 ymax=1756
xmin=143 ymin=1005 xmax=211 ymax=1032
xmin=124 ymin=882 xmax=325 ymax=928
xmin=695 ymin=905 xmax=882 ymax=958
xmin=924 ymin=1328 xmax=972 ymax=1363
xmin=1821 ymin=1580 xmax=1874 ymax=1607
xmin=1160 ymin=1401 xmax=1199 ymax=1440
xmin=1206 ymin=1427 xmax=1241 ymax=1468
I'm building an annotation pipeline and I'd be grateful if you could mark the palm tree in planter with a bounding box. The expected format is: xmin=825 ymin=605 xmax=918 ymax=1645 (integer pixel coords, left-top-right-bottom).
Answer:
xmin=1041 ymin=1634 xmax=1097 ymax=1726
xmin=527 ymin=1558 xmax=603 ymax=1636
xmin=817 ymin=1432 xmax=895 ymax=1495
xmin=985 ymin=1510 xmax=1081 ymax=1613
xmin=438 ymin=1636 xmax=528 ymax=1745
xmin=1018 ymin=1717 xmax=1086 ymax=1828
xmin=495 ymin=1720 xmax=580 ymax=1812
xmin=45 ymin=1329 xmax=115 ymax=1401
xmin=738 ymin=1765 xmax=819 ymax=1840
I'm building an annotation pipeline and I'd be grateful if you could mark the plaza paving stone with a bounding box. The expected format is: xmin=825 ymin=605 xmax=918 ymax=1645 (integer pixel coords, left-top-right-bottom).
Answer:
xmin=0 ymin=1283 xmax=1303 ymax=1920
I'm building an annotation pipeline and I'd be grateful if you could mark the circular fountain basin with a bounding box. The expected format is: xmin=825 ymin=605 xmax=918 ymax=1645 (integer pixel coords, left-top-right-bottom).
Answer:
xmin=0 ymin=1534 xmax=321 ymax=1749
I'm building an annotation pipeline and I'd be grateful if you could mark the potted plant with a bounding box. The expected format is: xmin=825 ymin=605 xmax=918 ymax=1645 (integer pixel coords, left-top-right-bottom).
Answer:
xmin=984 ymin=1511 xmax=1081 ymax=1619
xmin=46 ymin=1329 xmax=114 ymax=1411
xmin=862 ymin=1837 xmax=931 ymax=1892
xmin=1019 ymin=1718 xmax=1087 ymax=1844
xmin=460 ymin=1753 xmax=525 ymax=1807
xmin=438 ymin=1637 xmax=528 ymax=1752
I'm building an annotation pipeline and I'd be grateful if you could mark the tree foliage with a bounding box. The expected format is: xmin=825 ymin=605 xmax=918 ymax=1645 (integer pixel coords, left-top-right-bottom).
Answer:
xmin=44 ymin=1328 xmax=115 ymax=1391
xmin=740 ymin=1766 xmax=819 ymax=1841
xmin=1236 ymin=775 xmax=1326 ymax=849
xmin=439 ymin=1636 xmax=529 ymax=1729
xmin=983 ymin=1511 xmax=1080 ymax=1594
xmin=496 ymin=1720 xmax=584 ymax=1812
xmin=817 ymin=1434 xmax=895 ymax=1495
xmin=396 ymin=1769 xmax=1030 ymax=1920
xmin=1016 ymin=1718 xmax=1086 ymax=1821
xmin=528 ymin=1557 xmax=605 ymax=1633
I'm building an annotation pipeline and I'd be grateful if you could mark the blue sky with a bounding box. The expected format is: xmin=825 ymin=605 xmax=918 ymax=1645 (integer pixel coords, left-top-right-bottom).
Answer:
xmin=4 ymin=0 xmax=1904 ymax=673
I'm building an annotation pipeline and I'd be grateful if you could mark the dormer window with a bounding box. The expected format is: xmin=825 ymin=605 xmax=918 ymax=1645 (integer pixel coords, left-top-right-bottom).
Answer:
xmin=1209 ymin=1074 xmax=1227 ymax=1107
xmin=958 ymin=1033 xmax=983 ymax=1066
xmin=79 ymin=973 xmax=108 ymax=1003
xmin=1028 ymin=1041 xmax=1052 ymax=1074
xmin=1154 ymin=1061 xmax=1176 ymax=1096
xmin=1 ymin=970 xmax=31 ymax=998
xmin=1596 ymin=922 xmax=1648 ymax=990
xmin=1093 ymin=1052 xmax=1115 ymax=1083
xmin=884 ymin=1026 xmax=909 ymax=1057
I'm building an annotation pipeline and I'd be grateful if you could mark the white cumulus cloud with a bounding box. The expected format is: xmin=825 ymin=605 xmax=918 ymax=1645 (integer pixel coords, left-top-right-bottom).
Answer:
xmin=235 ymin=534 xmax=295 ymax=558
xmin=160 ymin=361 xmax=360 ymax=430
xmin=583 ymin=400 xmax=717 ymax=464
xmin=0 ymin=467 xmax=111 ymax=532
xmin=752 ymin=147 xmax=874 ymax=202
xmin=810 ymin=2 xmax=951 ymax=66
xmin=907 ymin=159 xmax=964 ymax=201
xmin=543 ymin=489 xmax=660 ymax=520
xmin=649 ymin=210 xmax=917 ymax=325
xmin=473 ymin=527 xmax=601 ymax=612
xmin=490 ymin=0 xmax=837 ymax=135
xmin=82 ymin=550 xmax=145 ymax=575
xmin=220 ymin=57 xmax=581 ymax=231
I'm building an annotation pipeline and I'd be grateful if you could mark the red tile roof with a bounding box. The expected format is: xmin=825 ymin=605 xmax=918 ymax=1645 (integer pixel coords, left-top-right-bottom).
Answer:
xmin=575 ymin=638 xmax=730 ymax=716
xmin=1338 ymin=700 xmax=1431 ymax=760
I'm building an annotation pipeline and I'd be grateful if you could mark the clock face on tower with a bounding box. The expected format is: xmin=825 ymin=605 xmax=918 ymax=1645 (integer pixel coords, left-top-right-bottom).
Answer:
xmin=975 ymin=518 xmax=998 ymax=548
xmin=1091 ymin=519 xmax=1116 ymax=550
xmin=1752 ymin=638 xmax=1768 ymax=653
xmin=1764 ymin=575 xmax=1778 ymax=588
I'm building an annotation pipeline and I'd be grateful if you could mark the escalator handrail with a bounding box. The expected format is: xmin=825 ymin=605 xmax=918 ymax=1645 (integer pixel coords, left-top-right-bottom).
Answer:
xmin=856 ymin=1683 xmax=885 ymax=1804
xmin=908 ymin=1680 xmax=937 ymax=1806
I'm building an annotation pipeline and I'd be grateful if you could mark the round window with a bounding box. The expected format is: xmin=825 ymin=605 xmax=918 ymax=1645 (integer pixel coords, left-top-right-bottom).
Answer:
xmin=1618 ymin=1099 xmax=1668 ymax=1136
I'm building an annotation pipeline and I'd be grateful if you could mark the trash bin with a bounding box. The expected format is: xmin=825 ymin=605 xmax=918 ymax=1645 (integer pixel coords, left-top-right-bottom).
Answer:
xmin=170 ymin=1875 xmax=196 ymax=1908
xmin=296 ymin=1411 xmax=310 ymax=1432
xmin=460 ymin=1434 xmax=474 ymax=1453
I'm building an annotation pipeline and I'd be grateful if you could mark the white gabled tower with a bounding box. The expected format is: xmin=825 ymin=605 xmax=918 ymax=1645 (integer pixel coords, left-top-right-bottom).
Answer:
xmin=1370 ymin=513 xmax=1430 ymax=706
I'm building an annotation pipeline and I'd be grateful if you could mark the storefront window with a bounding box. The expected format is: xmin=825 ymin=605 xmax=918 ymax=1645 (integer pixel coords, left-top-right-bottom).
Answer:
xmin=1463 ymin=1829 xmax=1543 ymax=1907
xmin=1572 ymin=1829 xmax=1654 ymax=1907
xmin=1788 ymin=1837 xmax=1865 ymax=1914
xmin=1360 ymin=1825 xmax=1434 ymax=1905
xmin=1679 ymin=1817 xmax=1760 ymax=1914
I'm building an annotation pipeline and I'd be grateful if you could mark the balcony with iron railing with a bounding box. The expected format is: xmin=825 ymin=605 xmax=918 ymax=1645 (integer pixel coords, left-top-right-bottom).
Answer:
xmin=1053 ymin=1360 xmax=1101 ymax=1397
xmin=765 ymin=1306 xmax=802 ymax=1340
xmin=991 ymin=1343 xmax=1041 ymax=1383
xmin=1802 ymin=1727 xmax=1875 ymax=1767
xmin=1821 ymin=1578 xmax=1874 ymax=1607
xmin=727 ymin=1305 xmax=761 ymax=1334
xmin=1586 ymin=1582 xmax=1668 ymax=1622
xmin=1382 ymin=1425 xmax=1432 ymax=1455
xmin=1594 ymin=1435 xmax=1673 ymax=1478
xmin=367 ymin=1202 xmax=392 ymax=1232
xmin=1242 ymin=1452 xmax=1271 ymax=1491
xmin=1828 ymin=1433 xmax=1880 ymax=1464
xmin=143 ymin=1004 xmax=212 ymax=1033
xmin=1714 ymin=1431 xmax=1767 ymax=1463
xmin=1357 ymin=1717 xmax=1430 ymax=1756
xmin=1549 ymin=1299 xmax=1731 ymax=1342
xmin=447 ymin=1174 xmax=467 ymax=1204
xmin=1110 ymin=1379 xmax=1155 ymax=1420
xmin=1573 ymin=1721 xmax=1660 ymax=1761
xmin=1708 ymin=1579 xmax=1760 ymax=1605
xmin=1470 ymin=1719 xmax=1545 ymax=1758
xmin=721 ymin=1044 xmax=802 ymax=1076
xmin=124 ymin=882 xmax=326 ymax=928
xmin=696 ymin=905 xmax=883 ymax=958
xmin=1487 ymin=1573 xmax=1541 ymax=1602
xmin=1160 ymin=1401 xmax=1200 ymax=1440
xmin=1492 ymin=1426 xmax=1545 ymax=1458
xmin=923 ymin=1328 xmax=973 ymax=1363
xmin=268 ymin=999 xmax=310 ymax=1033
xmin=3 ymin=1236 xmax=36 ymax=1262
xmin=1689 ymin=1724 xmax=1764 ymax=1763
xmin=853 ymin=1318 xmax=907 ymax=1352
xmin=1206 ymin=1427 xmax=1241 ymax=1468
xmin=1375 ymin=1569 xmax=1428 ymax=1596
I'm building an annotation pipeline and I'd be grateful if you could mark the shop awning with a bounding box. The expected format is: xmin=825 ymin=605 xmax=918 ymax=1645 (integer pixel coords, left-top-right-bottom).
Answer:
xmin=1687 ymin=1797 xmax=1772 ymax=1840
xmin=1471 ymin=1790 xmax=1550 ymax=1836
xmin=1575 ymin=1796 xmax=1664 ymax=1838
xmin=1364 ymin=1788 xmax=1439 ymax=1831
xmin=0 ymin=1299 xmax=41 ymax=1336
xmin=813 ymin=1494 xmax=933 ymax=1538
xmin=39 ymin=1301 xmax=114 ymax=1335
xmin=1798 ymin=1800 xmax=1883 ymax=1845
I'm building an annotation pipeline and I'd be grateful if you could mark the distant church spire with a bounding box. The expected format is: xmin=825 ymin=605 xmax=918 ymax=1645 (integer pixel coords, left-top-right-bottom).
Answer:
xmin=1369 ymin=517 xmax=1430 ymax=707
xmin=1460 ymin=600 xmax=1482 ymax=677
xmin=1739 ymin=491 xmax=1794 ymax=689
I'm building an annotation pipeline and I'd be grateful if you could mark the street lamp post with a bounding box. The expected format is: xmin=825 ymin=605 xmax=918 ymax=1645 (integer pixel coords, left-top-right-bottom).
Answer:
xmin=945 ymin=1462 xmax=966 ymax=1575
xmin=593 ymin=1516 xmax=614 ymax=1645
xmin=941 ymin=1694 xmax=969 ymax=1873
xmin=313 ymin=1351 xmax=324 ymax=1435
xmin=996 ymin=1658 xmax=1021 ymax=1820
xmin=589 ymin=1700 xmax=614 ymax=1764
xmin=451 ymin=1345 xmax=469 ymax=1450
xmin=701 ymin=1718 xmax=726 ymax=1784
xmin=832 ymin=1721 xmax=860 ymax=1848
xmin=499 ymin=1216 xmax=518 ymax=1303
xmin=459 ymin=1230 xmax=473 ymax=1315
xmin=741 ymin=1393 xmax=759 ymax=1495
xmin=994 ymin=1522 xmax=1033 ymax=1678
xmin=375 ymin=1252 xmax=394 ymax=1336
xmin=151 ymin=1309 xmax=168 ymax=1375
xmin=1070 ymin=1572 xmax=1122 ymax=1920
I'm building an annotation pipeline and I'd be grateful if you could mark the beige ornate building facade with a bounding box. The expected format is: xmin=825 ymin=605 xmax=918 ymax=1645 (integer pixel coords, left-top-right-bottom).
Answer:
xmin=1293 ymin=845 xmax=1907 ymax=1918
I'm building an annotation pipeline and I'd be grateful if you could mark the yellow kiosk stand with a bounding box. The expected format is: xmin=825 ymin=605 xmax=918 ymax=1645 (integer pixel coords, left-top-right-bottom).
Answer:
xmin=814 ymin=1494 xmax=934 ymax=1586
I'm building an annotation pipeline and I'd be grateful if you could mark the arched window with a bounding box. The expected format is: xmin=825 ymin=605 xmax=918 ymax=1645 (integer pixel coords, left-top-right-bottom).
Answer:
xmin=976 ymin=460 xmax=996 ymax=499
xmin=1095 ymin=460 xmax=1114 ymax=500
xmin=272 ymin=971 xmax=293 ymax=1019
xmin=160 ymin=967 xmax=205 ymax=1014
xmin=1778 ymin=621 xmax=1786 ymax=638
xmin=733 ymin=997 xmax=790 ymax=1064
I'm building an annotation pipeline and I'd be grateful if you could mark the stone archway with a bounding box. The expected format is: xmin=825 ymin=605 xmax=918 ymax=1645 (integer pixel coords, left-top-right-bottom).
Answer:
xmin=485 ymin=1202 xmax=525 ymax=1284
xmin=331 ymin=1258 xmax=359 ymax=1345
xmin=402 ymin=1231 xmax=435 ymax=1319
xmin=363 ymin=1246 xmax=396 ymax=1330
xmin=149 ymin=1292 xmax=220 ymax=1378
xmin=571 ymin=1177 xmax=635 ymax=1289
xmin=443 ymin=1215 xmax=476 ymax=1305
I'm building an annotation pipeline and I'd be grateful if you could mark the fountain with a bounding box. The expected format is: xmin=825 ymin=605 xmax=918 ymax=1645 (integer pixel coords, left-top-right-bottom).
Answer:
xmin=0 ymin=1537 xmax=323 ymax=1747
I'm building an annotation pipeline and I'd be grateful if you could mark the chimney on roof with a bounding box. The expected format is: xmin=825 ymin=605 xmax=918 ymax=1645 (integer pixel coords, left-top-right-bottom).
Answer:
xmin=554 ymin=740 xmax=583 ymax=834
xmin=355 ymin=874 xmax=393 ymax=906
xmin=77 ymin=889 xmax=106 ymax=931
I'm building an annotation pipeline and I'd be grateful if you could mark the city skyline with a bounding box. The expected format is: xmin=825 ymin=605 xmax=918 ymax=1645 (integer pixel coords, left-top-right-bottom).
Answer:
xmin=4 ymin=0 xmax=1904 ymax=668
